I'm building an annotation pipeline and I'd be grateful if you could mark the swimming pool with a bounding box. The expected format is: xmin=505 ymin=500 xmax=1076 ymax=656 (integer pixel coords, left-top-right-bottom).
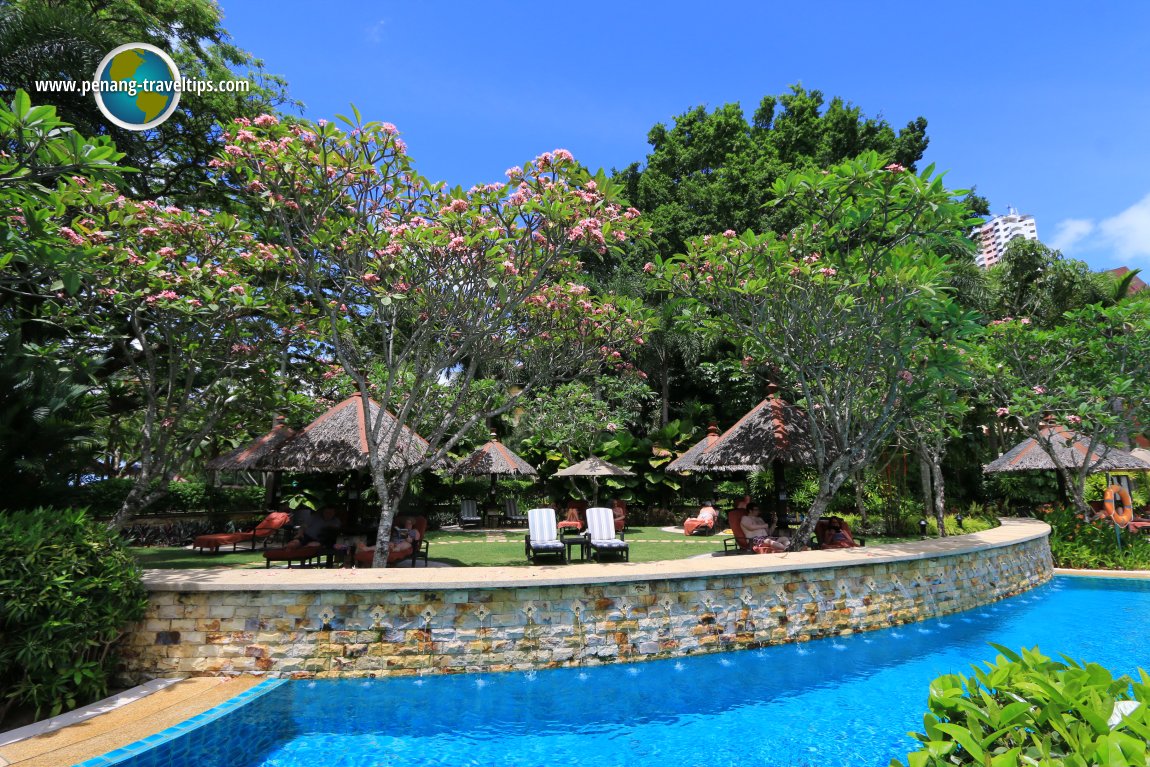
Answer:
xmin=94 ymin=575 xmax=1150 ymax=767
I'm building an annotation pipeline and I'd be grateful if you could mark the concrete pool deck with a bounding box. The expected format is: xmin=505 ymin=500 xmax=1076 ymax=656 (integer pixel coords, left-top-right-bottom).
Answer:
xmin=0 ymin=677 xmax=261 ymax=767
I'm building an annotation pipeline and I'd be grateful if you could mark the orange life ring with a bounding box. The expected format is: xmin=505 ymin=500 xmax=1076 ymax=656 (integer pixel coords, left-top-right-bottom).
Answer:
xmin=1104 ymin=484 xmax=1134 ymax=528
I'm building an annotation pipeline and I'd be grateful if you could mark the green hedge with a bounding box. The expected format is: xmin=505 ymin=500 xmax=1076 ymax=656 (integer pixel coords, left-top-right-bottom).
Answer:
xmin=0 ymin=508 xmax=148 ymax=724
xmin=69 ymin=479 xmax=264 ymax=518
xmin=896 ymin=646 xmax=1150 ymax=767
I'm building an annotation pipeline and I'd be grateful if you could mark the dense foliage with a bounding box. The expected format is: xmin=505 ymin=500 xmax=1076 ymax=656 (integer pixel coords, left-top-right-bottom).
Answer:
xmin=897 ymin=647 xmax=1150 ymax=767
xmin=0 ymin=508 xmax=147 ymax=724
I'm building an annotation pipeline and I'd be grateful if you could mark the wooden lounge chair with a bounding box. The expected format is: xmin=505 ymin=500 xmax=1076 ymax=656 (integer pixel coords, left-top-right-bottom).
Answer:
xmin=557 ymin=500 xmax=586 ymax=532
xmin=722 ymin=509 xmax=753 ymax=554
xmin=586 ymin=507 xmax=629 ymax=562
xmin=193 ymin=511 xmax=292 ymax=553
xmin=354 ymin=516 xmax=429 ymax=568
xmin=459 ymin=499 xmax=481 ymax=527
xmin=262 ymin=542 xmax=326 ymax=568
xmin=504 ymin=498 xmax=528 ymax=526
xmin=525 ymin=507 xmax=566 ymax=563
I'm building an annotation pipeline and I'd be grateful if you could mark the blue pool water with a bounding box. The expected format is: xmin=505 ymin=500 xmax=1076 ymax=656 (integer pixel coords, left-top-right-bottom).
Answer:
xmin=104 ymin=576 xmax=1150 ymax=767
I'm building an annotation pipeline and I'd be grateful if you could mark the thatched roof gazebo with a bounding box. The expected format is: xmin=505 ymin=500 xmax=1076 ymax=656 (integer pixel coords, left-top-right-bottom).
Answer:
xmin=206 ymin=415 xmax=296 ymax=472
xmin=983 ymin=425 xmax=1150 ymax=474
xmin=261 ymin=393 xmax=433 ymax=473
xmin=206 ymin=415 xmax=297 ymax=510
xmin=666 ymin=424 xmax=723 ymax=473
xmin=697 ymin=390 xmax=815 ymax=472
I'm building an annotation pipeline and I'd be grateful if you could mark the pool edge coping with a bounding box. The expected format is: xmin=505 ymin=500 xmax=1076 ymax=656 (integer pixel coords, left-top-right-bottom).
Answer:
xmin=141 ymin=517 xmax=1050 ymax=592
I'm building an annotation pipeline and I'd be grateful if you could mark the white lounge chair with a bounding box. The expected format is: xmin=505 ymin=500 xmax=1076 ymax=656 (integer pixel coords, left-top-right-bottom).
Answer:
xmin=459 ymin=499 xmax=481 ymax=527
xmin=586 ymin=507 xmax=629 ymax=562
xmin=525 ymin=507 xmax=566 ymax=563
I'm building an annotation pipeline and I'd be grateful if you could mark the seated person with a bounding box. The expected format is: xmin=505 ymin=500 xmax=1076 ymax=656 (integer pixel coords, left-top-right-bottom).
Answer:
xmin=684 ymin=500 xmax=719 ymax=535
xmin=611 ymin=498 xmax=627 ymax=532
xmin=285 ymin=506 xmax=341 ymax=549
xmin=822 ymin=517 xmax=857 ymax=548
xmin=387 ymin=517 xmax=421 ymax=559
xmin=557 ymin=500 xmax=585 ymax=531
xmin=353 ymin=517 xmax=425 ymax=567
xmin=759 ymin=524 xmax=793 ymax=552
xmin=737 ymin=503 xmax=774 ymax=542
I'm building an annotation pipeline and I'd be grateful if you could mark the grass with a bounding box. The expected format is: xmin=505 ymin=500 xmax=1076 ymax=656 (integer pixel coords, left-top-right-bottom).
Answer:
xmin=133 ymin=519 xmax=998 ymax=569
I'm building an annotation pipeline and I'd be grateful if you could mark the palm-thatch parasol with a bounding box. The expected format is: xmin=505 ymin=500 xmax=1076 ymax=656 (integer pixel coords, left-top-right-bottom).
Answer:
xmin=260 ymin=393 xmax=434 ymax=473
xmin=696 ymin=390 xmax=815 ymax=472
xmin=695 ymin=388 xmax=815 ymax=518
xmin=983 ymin=425 xmax=1150 ymax=474
xmin=207 ymin=415 xmax=296 ymax=472
xmin=554 ymin=456 xmax=634 ymax=505
xmin=206 ymin=415 xmax=297 ymax=510
xmin=452 ymin=433 xmax=537 ymax=502
xmin=665 ymin=424 xmax=723 ymax=473
xmin=453 ymin=434 xmax=537 ymax=478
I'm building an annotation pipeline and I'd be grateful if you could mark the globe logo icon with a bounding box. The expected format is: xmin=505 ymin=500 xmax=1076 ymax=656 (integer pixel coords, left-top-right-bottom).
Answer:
xmin=94 ymin=43 xmax=181 ymax=131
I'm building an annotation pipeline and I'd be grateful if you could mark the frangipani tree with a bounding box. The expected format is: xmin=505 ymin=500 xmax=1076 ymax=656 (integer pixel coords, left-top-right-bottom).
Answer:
xmin=660 ymin=152 xmax=979 ymax=548
xmin=220 ymin=113 xmax=649 ymax=565
xmin=43 ymin=191 xmax=287 ymax=527
xmin=981 ymin=302 xmax=1150 ymax=514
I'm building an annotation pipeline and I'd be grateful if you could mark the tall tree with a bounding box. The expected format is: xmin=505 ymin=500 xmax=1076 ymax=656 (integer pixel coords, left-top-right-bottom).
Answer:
xmin=980 ymin=303 xmax=1150 ymax=515
xmin=615 ymin=85 xmax=931 ymax=258
xmin=221 ymin=113 xmax=650 ymax=566
xmin=988 ymin=239 xmax=1112 ymax=327
xmin=0 ymin=0 xmax=294 ymax=205
xmin=660 ymin=153 xmax=979 ymax=548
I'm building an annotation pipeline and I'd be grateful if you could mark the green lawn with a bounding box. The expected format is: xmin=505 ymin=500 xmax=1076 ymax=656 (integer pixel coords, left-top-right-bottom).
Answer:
xmin=133 ymin=520 xmax=996 ymax=569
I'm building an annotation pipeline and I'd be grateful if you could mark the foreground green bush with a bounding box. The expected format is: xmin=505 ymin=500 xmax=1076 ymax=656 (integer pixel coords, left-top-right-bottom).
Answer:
xmin=896 ymin=646 xmax=1150 ymax=767
xmin=0 ymin=508 xmax=148 ymax=724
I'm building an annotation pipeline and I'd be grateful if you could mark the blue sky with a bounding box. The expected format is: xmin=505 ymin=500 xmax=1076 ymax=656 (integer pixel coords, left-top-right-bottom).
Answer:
xmin=220 ymin=1 xmax=1150 ymax=274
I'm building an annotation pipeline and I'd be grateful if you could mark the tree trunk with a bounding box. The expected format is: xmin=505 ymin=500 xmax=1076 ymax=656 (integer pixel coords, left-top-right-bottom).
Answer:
xmin=660 ymin=364 xmax=670 ymax=428
xmin=109 ymin=471 xmax=164 ymax=530
xmin=853 ymin=471 xmax=867 ymax=528
xmin=930 ymin=452 xmax=947 ymax=537
xmin=790 ymin=467 xmax=848 ymax=551
xmin=918 ymin=451 xmax=932 ymax=521
xmin=370 ymin=471 xmax=406 ymax=569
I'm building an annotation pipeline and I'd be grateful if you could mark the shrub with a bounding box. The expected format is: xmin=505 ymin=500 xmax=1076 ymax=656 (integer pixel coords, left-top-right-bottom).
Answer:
xmin=1041 ymin=503 xmax=1150 ymax=570
xmin=895 ymin=646 xmax=1150 ymax=767
xmin=69 ymin=479 xmax=263 ymax=518
xmin=0 ymin=508 xmax=148 ymax=724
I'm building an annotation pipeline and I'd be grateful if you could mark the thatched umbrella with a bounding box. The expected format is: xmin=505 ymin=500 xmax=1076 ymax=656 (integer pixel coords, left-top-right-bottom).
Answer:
xmin=454 ymin=434 xmax=537 ymax=478
xmin=666 ymin=424 xmax=723 ymax=473
xmin=696 ymin=387 xmax=815 ymax=518
xmin=207 ymin=415 xmax=296 ymax=472
xmin=983 ymin=425 xmax=1150 ymax=474
xmin=452 ymin=434 xmax=537 ymax=502
xmin=206 ymin=415 xmax=296 ymax=509
xmin=260 ymin=393 xmax=433 ymax=473
xmin=554 ymin=456 xmax=634 ymax=504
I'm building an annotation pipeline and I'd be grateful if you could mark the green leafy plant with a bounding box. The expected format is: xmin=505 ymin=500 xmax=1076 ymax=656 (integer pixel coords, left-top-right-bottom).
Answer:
xmin=0 ymin=508 xmax=148 ymax=724
xmin=1042 ymin=504 xmax=1150 ymax=570
xmin=896 ymin=646 xmax=1150 ymax=767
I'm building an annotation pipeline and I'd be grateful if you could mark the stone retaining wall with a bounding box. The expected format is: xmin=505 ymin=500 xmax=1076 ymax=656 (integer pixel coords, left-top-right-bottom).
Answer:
xmin=117 ymin=519 xmax=1052 ymax=684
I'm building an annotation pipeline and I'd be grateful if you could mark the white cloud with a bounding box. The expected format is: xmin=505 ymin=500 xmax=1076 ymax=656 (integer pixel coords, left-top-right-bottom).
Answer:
xmin=1049 ymin=218 xmax=1095 ymax=253
xmin=1099 ymin=192 xmax=1150 ymax=260
xmin=365 ymin=19 xmax=386 ymax=45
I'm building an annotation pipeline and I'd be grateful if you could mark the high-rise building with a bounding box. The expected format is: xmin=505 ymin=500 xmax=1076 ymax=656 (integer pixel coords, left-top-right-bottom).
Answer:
xmin=975 ymin=208 xmax=1038 ymax=268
